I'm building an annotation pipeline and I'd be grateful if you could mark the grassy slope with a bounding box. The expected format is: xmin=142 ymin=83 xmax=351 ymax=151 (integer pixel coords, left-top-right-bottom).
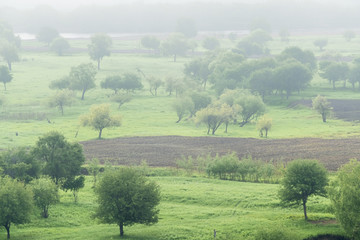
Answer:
xmin=3 ymin=175 xmax=344 ymax=240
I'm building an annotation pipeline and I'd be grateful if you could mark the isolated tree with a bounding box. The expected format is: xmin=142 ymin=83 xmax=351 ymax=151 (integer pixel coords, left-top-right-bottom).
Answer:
xmin=121 ymin=73 xmax=143 ymax=93
xmin=312 ymin=95 xmax=332 ymax=122
xmin=61 ymin=175 xmax=85 ymax=203
xmin=176 ymin=18 xmax=197 ymax=38
xmin=141 ymin=36 xmax=160 ymax=53
xmin=162 ymin=33 xmax=189 ymax=62
xmin=257 ymin=115 xmax=272 ymax=138
xmin=49 ymin=76 xmax=71 ymax=90
xmin=313 ymin=38 xmax=328 ymax=51
xmin=32 ymin=131 xmax=85 ymax=185
xmin=320 ymin=62 xmax=349 ymax=89
xmin=328 ymin=159 xmax=360 ymax=239
xmin=0 ymin=148 xmax=41 ymax=183
xmin=0 ymin=176 xmax=33 ymax=239
xmin=88 ymin=158 xmax=100 ymax=187
xmin=0 ymin=41 xmax=19 ymax=71
xmin=111 ymin=94 xmax=132 ymax=109
xmin=94 ymin=168 xmax=160 ymax=237
xmin=36 ymin=27 xmax=59 ymax=46
xmin=278 ymin=159 xmax=328 ymax=220
xmin=147 ymin=76 xmax=163 ymax=96
xmin=343 ymin=30 xmax=356 ymax=42
xmin=69 ymin=63 xmax=97 ymax=100
xmin=101 ymin=75 xmax=122 ymax=94
xmin=50 ymin=37 xmax=70 ymax=56
xmin=88 ymin=33 xmax=112 ymax=70
xmin=81 ymin=104 xmax=121 ymax=139
xmin=202 ymin=37 xmax=220 ymax=50
xmin=173 ymin=97 xmax=194 ymax=123
xmin=0 ymin=65 xmax=12 ymax=90
xmin=48 ymin=90 xmax=74 ymax=115
xmin=31 ymin=177 xmax=59 ymax=218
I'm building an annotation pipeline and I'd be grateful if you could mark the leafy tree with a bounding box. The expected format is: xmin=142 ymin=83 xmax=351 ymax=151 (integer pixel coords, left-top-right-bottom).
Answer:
xmin=313 ymin=38 xmax=328 ymax=51
xmin=61 ymin=176 xmax=85 ymax=203
xmin=50 ymin=37 xmax=70 ymax=56
xmin=173 ymin=97 xmax=194 ymax=123
xmin=279 ymin=29 xmax=290 ymax=42
xmin=237 ymin=39 xmax=265 ymax=57
xmin=248 ymin=29 xmax=272 ymax=45
xmin=195 ymin=102 xmax=234 ymax=135
xmin=0 ymin=65 xmax=12 ymax=90
xmin=279 ymin=46 xmax=317 ymax=72
xmin=273 ymin=62 xmax=312 ymax=99
xmin=184 ymin=56 xmax=213 ymax=89
xmin=49 ymin=76 xmax=71 ymax=90
xmin=36 ymin=27 xmax=59 ymax=46
xmin=88 ymin=158 xmax=100 ymax=187
xmin=81 ymin=104 xmax=121 ymax=139
xmin=69 ymin=63 xmax=97 ymax=100
xmin=349 ymin=63 xmax=360 ymax=89
xmin=111 ymin=94 xmax=132 ymax=109
xmin=343 ymin=30 xmax=356 ymax=42
xmin=32 ymin=131 xmax=85 ymax=185
xmin=218 ymin=89 xmax=243 ymax=133
xmin=0 ymin=176 xmax=33 ymax=239
xmin=257 ymin=115 xmax=272 ymax=138
xmin=94 ymin=168 xmax=160 ymax=237
xmin=328 ymin=159 xmax=360 ymax=239
xmin=202 ymin=37 xmax=220 ymax=50
xmin=0 ymin=41 xmax=19 ymax=71
xmin=189 ymin=92 xmax=212 ymax=117
xmin=234 ymin=90 xmax=266 ymax=127
xmin=147 ymin=76 xmax=163 ymax=96
xmin=0 ymin=22 xmax=21 ymax=47
xmin=248 ymin=68 xmax=274 ymax=100
xmin=101 ymin=75 xmax=122 ymax=94
xmin=0 ymin=148 xmax=40 ymax=183
xmin=88 ymin=33 xmax=112 ymax=70
xmin=141 ymin=36 xmax=160 ymax=53
xmin=312 ymin=95 xmax=332 ymax=123
xmin=30 ymin=177 xmax=59 ymax=218
xmin=48 ymin=90 xmax=74 ymax=115
xmin=320 ymin=62 xmax=349 ymax=89
xmin=121 ymin=73 xmax=143 ymax=93
xmin=162 ymin=33 xmax=189 ymax=62
xmin=164 ymin=76 xmax=178 ymax=96
xmin=176 ymin=18 xmax=197 ymax=38
xmin=278 ymin=159 xmax=328 ymax=220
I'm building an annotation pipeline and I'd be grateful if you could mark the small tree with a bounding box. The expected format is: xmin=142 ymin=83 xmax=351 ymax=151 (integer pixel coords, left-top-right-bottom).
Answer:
xmin=278 ymin=159 xmax=328 ymax=220
xmin=0 ymin=41 xmax=19 ymax=71
xmin=111 ymin=94 xmax=132 ymax=109
xmin=0 ymin=65 xmax=12 ymax=90
xmin=235 ymin=91 xmax=266 ymax=127
xmin=88 ymin=158 xmax=100 ymax=187
xmin=49 ymin=76 xmax=71 ymax=90
xmin=31 ymin=177 xmax=59 ymax=218
xmin=313 ymin=38 xmax=328 ymax=51
xmin=50 ymin=37 xmax=70 ymax=56
xmin=147 ymin=76 xmax=163 ymax=96
xmin=48 ymin=89 xmax=74 ymax=115
xmin=141 ymin=36 xmax=160 ymax=53
xmin=81 ymin=104 xmax=121 ymax=139
xmin=202 ymin=37 xmax=220 ymax=50
xmin=36 ymin=27 xmax=59 ymax=46
xmin=257 ymin=115 xmax=272 ymax=138
xmin=88 ymin=33 xmax=112 ymax=70
xmin=61 ymin=176 xmax=85 ymax=203
xmin=94 ymin=168 xmax=160 ymax=237
xmin=162 ymin=33 xmax=189 ymax=62
xmin=173 ymin=97 xmax=194 ymax=123
xmin=312 ymin=95 xmax=332 ymax=122
xmin=0 ymin=176 xmax=33 ymax=239
xmin=343 ymin=30 xmax=356 ymax=42
xmin=69 ymin=63 xmax=97 ymax=100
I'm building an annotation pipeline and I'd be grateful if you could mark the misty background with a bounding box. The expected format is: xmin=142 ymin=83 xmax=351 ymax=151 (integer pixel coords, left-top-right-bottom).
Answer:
xmin=1 ymin=0 xmax=360 ymax=34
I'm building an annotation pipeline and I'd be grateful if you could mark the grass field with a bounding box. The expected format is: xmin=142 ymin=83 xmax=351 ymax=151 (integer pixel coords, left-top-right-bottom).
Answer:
xmin=1 ymin=174 xmax=345 ymax=240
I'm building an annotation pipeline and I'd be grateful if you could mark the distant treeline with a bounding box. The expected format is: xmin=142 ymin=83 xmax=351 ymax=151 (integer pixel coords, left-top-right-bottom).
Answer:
xmin=1 ymin=2 xmax=360 ymax=33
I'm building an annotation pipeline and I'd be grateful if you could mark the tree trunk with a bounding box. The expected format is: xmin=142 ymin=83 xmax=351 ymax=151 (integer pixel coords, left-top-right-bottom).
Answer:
xmin=3 ymin=82 xmax=6 ymax=91
xmin=333 ymin=80 xmax=336 ymax=89
xmin=225 ymin=122 xmax=228 ymax=133
xmin=97 ymin=59 xmax=101 ymax=70
xmin=98 ymin=128 xmax=103 ymax=139
xmin=322 ymin=113 xmax=326 ymax=122
xmin=173 ymin=54 xmax=177 ymax=62
xmin=81 ymin=89 xmax=86 ymax=100
xmin=60 ymin=104 xmax=64 ymax=116
xmin=303 ymin=200 xmax=308 ymax=220
xmin=119 ymin=222 xmax=124 ymax=236
xmin=5 ymin=223 xmax=10 ymax=239
xmin=265 ymin=129 xmax=268 ymax=138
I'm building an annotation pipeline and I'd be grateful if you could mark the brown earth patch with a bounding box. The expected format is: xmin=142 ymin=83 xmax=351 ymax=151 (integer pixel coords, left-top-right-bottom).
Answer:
xmin=80 ymin=136 xmax=360 ymax=171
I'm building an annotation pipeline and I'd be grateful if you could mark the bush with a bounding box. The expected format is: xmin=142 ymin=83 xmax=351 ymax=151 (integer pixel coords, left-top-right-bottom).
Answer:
xmin=253 ymin=227 xmax=300 ymax=240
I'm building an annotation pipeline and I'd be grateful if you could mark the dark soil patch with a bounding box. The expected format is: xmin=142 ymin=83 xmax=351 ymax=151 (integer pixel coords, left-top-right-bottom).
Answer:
xmin=80 ymin=136 xmax=360 ymax=171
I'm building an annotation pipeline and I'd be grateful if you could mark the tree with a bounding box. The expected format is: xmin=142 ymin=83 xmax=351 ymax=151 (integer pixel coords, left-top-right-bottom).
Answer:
xmin=32 ymin=131 xmax=85 ymax=185
xmin=49 ymin=76 xmax=71 ymax=90
xmin=111 ymin=94 xmax=132 ymax=109
xmin=81 ymin=104 xmax=121 ymax=139
xmin=279 ymin=29 xmax=290 ymax=42
xmin=162 ymin=33 xmax=189 ymax=62
xmin=279 ymin=46 xmax=317 ymax=72
xmin=313 ymin=38 xmax=328 ymax=51
xmin=48 ymin=90 xmax=74 ymax=115
xmin=257 ymin=115 xmax=272 ymax=138
xmin=0 ymin=65 xmax=12 ymax=90
xmin=349 ymin=63 xmax=360 ymax=89
xmin=61 ymin=175 xmax=85 ymax=203
xmin=328 ymin=159 xmax=360 ymax=239
xmin=101 ymin=75 xmax=122 ymax=94
xmin=343 ymin=30 xmax=356 ymax=42
xmin=0 ymin=176 xmax=33 ymax=239
xmin=30 ymin=177 xmax=59 ymax=218
xmin=189 ymin=92 xmax=212 ymax=117
xmin=0 ymin=41 xmax=19 ymax=71
xmin=0 ymin=22 xmax=21 ymax=48
xmin=94 ymin=168 xmax=160 ymax=237
xmin=121 ymin=73 xmax=143 ymax=93
xmin=50 ymin=37 xmax=70 ymax=56
xmin=88 ymin=158 xmax=100 ymax=188
xmin=184 ymin=56 xmax=213 ymax=89
xmin=202 ymin=37 xmax=220 ymax=50
xmin=278 ymin=159 xmax=328 ymax=220
xmin=173 ymin=97 xmax=194 ymax=123
xmin=88 ymin=33 xmax=112 ymax=70
xmin=234 ymin=90 xmax=266 ymax=127
xmin=320 ymin=62 xmax=349 ymax=89
xmin=0 ymin=148 xmax=41 ymax=183
xmin=141 ymin=36 xmax=160 ymax=53
xmin=248 ymin=68 xmax=274 ymax=100
xmin=312 ymin=95 xmax=332 ymax=123
xmin=69 ymin=63 xmax=97 ymax=100
xmin=147 ymin=76 xmax=163 ymax=96
xmin=176 ymin=18 xmax=197 ymax=38
xmin=36 ymin=27 xmax=59 ymax=46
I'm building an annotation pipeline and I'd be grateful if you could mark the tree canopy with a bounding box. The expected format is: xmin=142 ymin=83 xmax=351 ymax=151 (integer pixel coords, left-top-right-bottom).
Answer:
xmin=312 ymin=95 xmax=332 ymax=122
xmin=36 ymin=27 xmax=59 ymax=46
xmin=0 ymin=65 xmax=12 ymax=90
xmin=50 ymin=37 xmax=70 ymax=56
xmin=0 ymin=41 xmax=19 ymax=71
xmin=162 ymin=33 xmax=189 ymax=62
xmin=30 ymin=177 xmax=59 ymax=218
xmin=88 ymin=33 xmax=112 ymax=70
xmin=69 ymin=63 xmax=97 ymax=100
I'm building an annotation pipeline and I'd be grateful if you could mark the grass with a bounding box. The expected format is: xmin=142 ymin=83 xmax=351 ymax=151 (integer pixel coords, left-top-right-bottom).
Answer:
xmin=1 ymin=174 xmax=346 ymax=240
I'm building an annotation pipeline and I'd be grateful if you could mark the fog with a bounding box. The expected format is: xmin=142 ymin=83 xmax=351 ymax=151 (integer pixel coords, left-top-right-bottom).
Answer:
xmin=1 ymin=0 xmax=360 ymax=33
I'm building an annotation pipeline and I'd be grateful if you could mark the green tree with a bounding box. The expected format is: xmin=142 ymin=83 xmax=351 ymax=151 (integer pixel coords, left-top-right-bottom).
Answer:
xmin=61 ymin=176 xmax=85 ymax=203
xmin=248 ymin=68 xmax=274 ymax=100
xmin=279 ymin=29 xmax=290 ymax=42
xmin=50 ymin=37 xmax=70 ymax=56
xmin=0 ymin=41 xmax=19 ymax=71
xmin=69 ymin=63 xmax=97 ymax=100
xmin=173 ymin=97 xmax=194 ymax=123
xmin=94 ymin=168 xmax=160 ymax=237
xmin=184 ymin=56 xmax=213 ymax=89
xmin=349 ymin=63 xmax=360 ymax=89
xmin=0 ymin=65 xmax=12 ymax=90
xmin=81 ymin=104 xmax=121 ymax=139
xmin=234 ymin=90 xmax=266 ymax=127
xmin=278 ymin=159 xmax=328 ymax=220
xmin=257 ymin=115 xmax=272 ymax=138
xmin=162 ymin=33 xmax=189 ymax=62
xmin=88 ymin=33 xmax=112 ymax=70
xmin=32 ymin=132 xmax=85 ymax=185
xmin=147 ymin=76 xmax=163 ymax=96
xmin=101 ymin=75 xmax=122 ymax=94
xmin=279 ymin=46 xmax=317 ymax=72
xmin=121 ymin=73 xmax=143 ymax=93
xmin=141 ymin=36 xmax=160 ymax=53
xmin=343 ymin=30 xmax=356 ymax=42
xmin=312 ymin=95 xmax=332 ymax=123
xmin=0 ymin=22 xmax=21 ymax=47
xmin=328 ymin=159 xmax=360 ymax=239
xmin=202 ymin=37 xmax=220 ymax=50
xmin=111 ymin=94 xmax=132 ymax=109
xmin=189 ymin=92 xmax=212 ymax=117
xmin=0 ymin=176 xmax=33 ymax=239
xmin=313 ymin=38 xmax=328 ymax=51
xmin=320 ymin=62 xmax=349 ymax=89
xmin=30 ymin=177 xmax=59 ymax=218
xmin=49 ymin=76 xmax=71 ymax=90
xmin=48 ymin=90 xmax=74 ymax=115
xmin=36 ymin=27 xmax=59 ymax=46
